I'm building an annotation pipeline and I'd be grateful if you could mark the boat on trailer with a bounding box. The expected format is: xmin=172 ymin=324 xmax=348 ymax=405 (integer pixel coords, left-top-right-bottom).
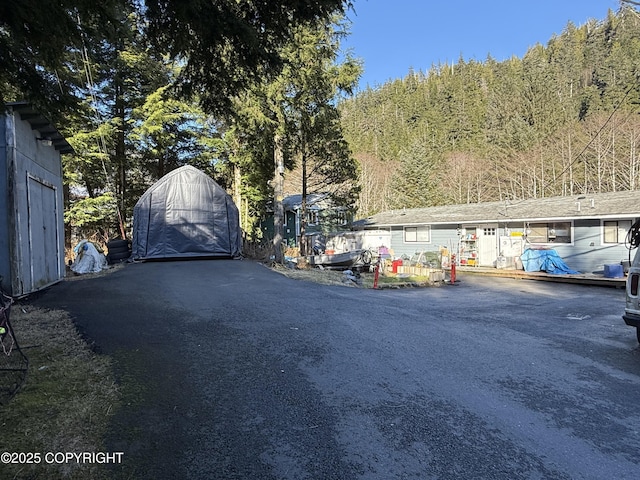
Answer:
xmin=307 ymin=249 xmax=373 ymax=270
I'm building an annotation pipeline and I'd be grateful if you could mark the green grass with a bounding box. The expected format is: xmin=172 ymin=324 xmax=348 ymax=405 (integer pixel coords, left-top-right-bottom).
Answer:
xmin=0 ymin=305 xmax=120 ymax=480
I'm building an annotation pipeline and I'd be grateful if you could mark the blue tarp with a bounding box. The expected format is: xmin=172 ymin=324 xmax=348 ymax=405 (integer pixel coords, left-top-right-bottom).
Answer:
xmin=520 ymin=249 xmax=580 ymax=275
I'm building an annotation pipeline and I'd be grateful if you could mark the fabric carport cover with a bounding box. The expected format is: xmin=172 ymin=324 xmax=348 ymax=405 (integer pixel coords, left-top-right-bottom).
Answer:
xmin=131 ymin=165 xmax=242 ymax=259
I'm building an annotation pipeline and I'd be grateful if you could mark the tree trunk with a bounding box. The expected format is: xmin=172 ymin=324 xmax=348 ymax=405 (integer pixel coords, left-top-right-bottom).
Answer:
xmin=233 ymin=161 xmax=242 ymax=230
xmin=114 ymin=80 xmax=127 ymax=239
xmin=299 ymin=150 xmax=308 ymax=256
xmin=273 ymin=133 xmax=285 ymax=263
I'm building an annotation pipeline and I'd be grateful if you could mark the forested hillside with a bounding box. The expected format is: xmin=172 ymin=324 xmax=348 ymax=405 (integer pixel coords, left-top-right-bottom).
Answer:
xmin=340 ymin=7 xmax=640 ymax=217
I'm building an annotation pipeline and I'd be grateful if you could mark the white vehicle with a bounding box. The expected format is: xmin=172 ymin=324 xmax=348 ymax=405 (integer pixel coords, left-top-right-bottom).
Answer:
xmin=624 ymin=247 xmax=640 ymax=344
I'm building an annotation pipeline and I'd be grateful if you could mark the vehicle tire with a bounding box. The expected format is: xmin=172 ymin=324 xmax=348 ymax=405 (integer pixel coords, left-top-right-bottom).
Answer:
xmin=107 ymin=251 xmax=131 ymax=264
xmin=106 ymin=239 xmax=129 ymax=250
xmin=107 ymin=245 xmax=130 ymax=255
xmin=636 ymin=327 xmax=640 ymax=344
xmin=106 ymin=239 xmax=131 ymax=258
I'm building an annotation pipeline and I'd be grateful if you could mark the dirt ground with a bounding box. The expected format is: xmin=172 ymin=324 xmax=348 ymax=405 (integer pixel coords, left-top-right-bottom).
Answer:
xmin=270 ymin=263 xmax=368 ymax=286
xmin=271 ymin=261 xmax=446 ymax=289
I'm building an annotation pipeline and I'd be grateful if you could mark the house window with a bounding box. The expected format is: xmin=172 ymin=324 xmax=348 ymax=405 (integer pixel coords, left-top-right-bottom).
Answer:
xmin=306 ymin=210 xmax=319 ymax=226
xmin=603 ymin=220 xmax=631 ymax=244
xmin=404 ymin=226 xmax=430 ymax=243
xmin=527 ymin=222 xmax=572 ymax=244
xmin=335 ymin=211 xmax=348 ymax=226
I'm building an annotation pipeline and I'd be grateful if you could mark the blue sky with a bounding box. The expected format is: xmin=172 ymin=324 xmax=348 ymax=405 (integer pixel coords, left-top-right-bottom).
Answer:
xmin=342 ymin=0 xmax=622 ymax=90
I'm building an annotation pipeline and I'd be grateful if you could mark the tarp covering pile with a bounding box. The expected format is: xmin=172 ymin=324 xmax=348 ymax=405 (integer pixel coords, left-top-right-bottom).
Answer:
xmin=71 ymin=240 xmax=108 ymax=274
xmin=131 ymin=165 xmax=242 ymax=260
xmin=520 ymin=249 xmax=579 ymax=275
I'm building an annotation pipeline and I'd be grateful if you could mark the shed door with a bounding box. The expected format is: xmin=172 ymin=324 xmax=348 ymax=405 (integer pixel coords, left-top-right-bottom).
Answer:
xmin=478 ymin=225 xmax=498 ymax=266
xmin=27 ymin=176 xmax=60 ymax=290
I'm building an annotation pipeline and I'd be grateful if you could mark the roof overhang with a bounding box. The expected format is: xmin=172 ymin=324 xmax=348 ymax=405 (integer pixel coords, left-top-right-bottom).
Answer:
xmin=355 ymin=191 xmax=640 ymax=228
xmin=366 ymin=213 xmax=640 ymax=227
xmin=6 ymin=101 xmax=75 ymax=155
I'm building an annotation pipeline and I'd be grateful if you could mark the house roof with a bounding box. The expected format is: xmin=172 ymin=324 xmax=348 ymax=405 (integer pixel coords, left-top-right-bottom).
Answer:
xmin=7 ymin=102 xmax=74 ymax=154
xmin=354 ymin=190 xmax=640 ymax=228
xmin=283 ymin=193 xmax=331 ymax=210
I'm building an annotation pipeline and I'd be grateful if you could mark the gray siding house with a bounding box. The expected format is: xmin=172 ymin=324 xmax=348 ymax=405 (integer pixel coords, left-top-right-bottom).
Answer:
xmin=354 ymin=191 xmax=640 ymax=274
xmin=0 ymin=102 xmax=73 ymax=296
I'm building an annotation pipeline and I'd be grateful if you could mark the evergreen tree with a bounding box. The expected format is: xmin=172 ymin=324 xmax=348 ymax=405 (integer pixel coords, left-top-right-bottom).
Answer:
xmin=0 ymin=0 xmax=120 ymax=119
xmin=390 ymin=140 xmax=442 ymax=209
xmin=340 ymin=7 xmax=640 ymax=214
xmin=63 ymin=9 xmax=172 ymax=240
xmin=225 ymin=16 xmax=361 ymax=259
xmin=280 ymin=19 xmax=361 ymax=254
xmin=1 ymin=0 xmax=348 ymax=119
xmin=129 ymin=85 xmax=223 ymax=182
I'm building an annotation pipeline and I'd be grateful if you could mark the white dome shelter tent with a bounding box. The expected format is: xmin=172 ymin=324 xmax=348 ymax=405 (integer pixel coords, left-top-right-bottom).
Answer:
xmin=131 ymin=165 xmax=242 ymax=260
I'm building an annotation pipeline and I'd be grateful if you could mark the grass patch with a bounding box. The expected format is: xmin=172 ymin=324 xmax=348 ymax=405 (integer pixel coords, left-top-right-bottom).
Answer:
xmin=0 ymin=305 xmax=119 ymax=480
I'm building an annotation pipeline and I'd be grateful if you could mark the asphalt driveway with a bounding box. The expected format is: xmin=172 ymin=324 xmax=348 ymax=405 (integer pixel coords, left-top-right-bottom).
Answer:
xmin=33 ymin=259 xmax=640 ymax=479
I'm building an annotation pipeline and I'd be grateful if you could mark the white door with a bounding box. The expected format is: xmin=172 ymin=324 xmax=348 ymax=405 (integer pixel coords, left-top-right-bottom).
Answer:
xmin=478 ymin=225 xmax=498 ymax=266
